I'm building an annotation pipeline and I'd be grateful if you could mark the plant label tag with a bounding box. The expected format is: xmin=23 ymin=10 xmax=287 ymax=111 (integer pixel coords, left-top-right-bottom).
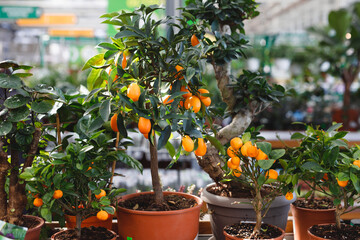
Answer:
xmin=0 ymin=220 xmax=28 ymax=240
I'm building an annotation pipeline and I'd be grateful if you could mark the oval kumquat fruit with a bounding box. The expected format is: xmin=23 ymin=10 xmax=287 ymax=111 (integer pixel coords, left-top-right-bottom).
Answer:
xmin=163 ymin=95 xmax=174 ymax=105
xmin=230 ymin=156 xmax=240 ymax=166
xmin=138 ymin=117 xmax=151 ymax=134
xmin=266 ymin=169 xmax=278 ymax=180
xmin=175 ymin=65 xmax=184 ymax=80
xmin=227 ymin=159 xmax=236 ymax=169
xmin=232 ymin=167 xmax=242 ymax=177
xmin=230 ymin=137 xmax=243 ymax=150
xmin=247 ymin=145 xmax=259 ymax=158
xmin=122 ymin=56 xmax=127 ymax=69
xmin=182 ymin=135 xmax=194 ymax=152
xmin=241 ymin=141 xmax=252 ymax=157
xmin=191 ymin=34 xmax=200 ymax=46
xmin=110 ymin=114 xmax=119 ymax=132
xmin=201 ymin=97 xmax=211 ymax=107
xmin=194 ymin=138 xmax=207 ymax=156
xmin=33 ymin=198 xmax=43 ymax=207
xmin=127 ymin=83 xmax=141 ymax=102
xmin=97 ymin=210 xmax=109 ymax=221
xmin=353 ymin=160 xmax=360 ymax=168
xmin=322 ymin=173 xmax=329 ymax=181
xmin=53 ymin=190 xmax=63 ymax=199
xmin=256 ymin=149 xmax=268 ymax=161
xmin=95 ymin=189 xmax=106 ymax=200
xmin=181 ymin=86 xmax=192 ymax=98
xmin=285 ymin=192 xmax=293 ymax=200
xmin=227 ymin=146 xmax=237 ymax=158
xmin=185 ymin=96 xmax=201 ymax=113
xmin=337 ymin=179 xmax=348 ymax=187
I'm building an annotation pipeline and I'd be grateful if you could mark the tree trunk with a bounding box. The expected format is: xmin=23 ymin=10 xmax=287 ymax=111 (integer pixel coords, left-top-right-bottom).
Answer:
xmin=335 ymin=204 xmax=342 ymax=229
xmin=149 ymin=138 xmax=164 ymax=205
xmin=76 ymin=212 xmax=82 ymax=238
xmin=252 ymin=188 xmax=263 ymax=236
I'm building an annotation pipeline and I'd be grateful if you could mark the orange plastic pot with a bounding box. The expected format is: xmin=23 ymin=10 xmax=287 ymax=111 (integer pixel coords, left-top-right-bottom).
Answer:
xmin=24 ymin=215 xmax=45 ymax=240
xmin=223 ymin=223 xmax=285 ymax=240
xmin=51 ymin=228 xmax=117 ymax=240
xmin=65 ymin=214 xmax=113 ymax=229
xmin=291 ymin=203 xmax=335 ymax=240
xmin=116 ymin=191 xmax=203 ymax=240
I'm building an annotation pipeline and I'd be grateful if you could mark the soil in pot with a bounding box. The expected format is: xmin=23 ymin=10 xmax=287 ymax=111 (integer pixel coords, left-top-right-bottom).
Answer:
xmin=224 ymin=222 xmax=284 ymax=239
xmin=118 ymin=193 xmax=197 ymax=211
xmin=53 ymin=226 xmax=116 ymax=240
xmin=309 ymin=224 xmax=360 ymax=240
xmin=207 ymin=182 xmax=279 ymax=198
xmin=293 ymin=198 xmax=335 ymax=210
xmin=22 ymin=215 xmax=45 ymax=240
xmin=21 ymin=216 xmax=42 ymax=229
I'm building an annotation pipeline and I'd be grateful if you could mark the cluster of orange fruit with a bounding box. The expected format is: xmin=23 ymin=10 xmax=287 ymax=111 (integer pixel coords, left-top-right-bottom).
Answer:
xmin=182 ymin=135 xmax=207 ymax=157
xmin=32 ymin=189 xmax=63 ymax=207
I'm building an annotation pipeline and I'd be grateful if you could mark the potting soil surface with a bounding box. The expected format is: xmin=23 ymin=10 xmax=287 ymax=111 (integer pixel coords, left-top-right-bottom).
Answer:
xmin=21 ymin=216 xmax=41 ymax=229
xmin=293 ymin=198 xmax=335 ymax=209
xmin=54 ymin=226 xmax=115 ymax=240
xmin=118 ymin=194 xmax=197 ymax=211
xmin=224 ymin=222 xmax=283 ymax=239
xmin=207 ymin=182 xmax=280 ymax=198
xmin=310 ymin=224 xmax=360 ymax=240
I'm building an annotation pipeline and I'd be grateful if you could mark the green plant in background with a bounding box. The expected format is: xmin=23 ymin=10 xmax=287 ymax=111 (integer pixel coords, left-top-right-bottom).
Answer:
xmin=288 ymin=123 xmax=360 ymax=229
xmin=0 ymin=60 xmax=61 ymax=225
xmin=222 ymin=128 xmax=294 ymax=237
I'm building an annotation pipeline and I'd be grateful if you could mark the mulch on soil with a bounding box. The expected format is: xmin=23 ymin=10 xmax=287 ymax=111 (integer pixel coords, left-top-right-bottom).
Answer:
xmin=54 ymin=226 xmax=115 ymax=240
xmin=224 ymin=222 xmax=283 ymax=239
xmin=293 ymin=198 xmax=335 ymax=210
xmin=118 ymin=193 xmax=197 ymax=211
xmin=309 ymin=224 xmax=360 ymax=240
xmin=207 ymin=182 xmax=281 ymax=198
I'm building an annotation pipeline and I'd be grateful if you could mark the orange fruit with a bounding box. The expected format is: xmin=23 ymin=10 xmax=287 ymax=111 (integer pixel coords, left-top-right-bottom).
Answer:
xmin=256 ymin=149 xmax=268 ymax=160
xmin=110 ymin=114 xmax=119 ymax=132
xmin=95 ymin=189 xmax=106 ymax=200
xmin=230 ymin=137 xmax=243 ymax=150
xmin=353 ymin=160 xmax=360 ymax=168
xmin=337 ymin=179 xmax=348 ymax=187
xmin=194 ymin=138 xmax=207 ymax=156
xmin=175 ymin=65 xmax=184 ymax=80
xmin=78 ymin=203 xmax=84 ymax=209
xmin=227 ymin=159 xmax=236 ymax=169
xmin=227 ymin=146 xmax=237 ymax=158
xmin=285 ymin=192 xmax=293 ymax=200
xmin=191 ymin=34 xmax=200 ymax=46
xmin=53 ymin=190 xmax=63 ymax=199
xmin=138 ymin=117 xmax=151 ymax=134
xmin=97 ymin=210 xmax=109 ymax=221
xmin=181 ymin=86 xmax=192 ymax=98
xmin=322 ymin=173 xmax=329 ymax=181
xmin=87 ymin=166 xmax=92 ymax=171
xmin=33 ymin=198 xmax=43 ymax=207
xmin=184 ymin=96 xmax=201 ymax=113
xmin=201 ymin=97 xmax=211 ymax=107
xmin=182 ymin=135 xmax=194 ymax=152
xmin=163 ymin=95 xmax=174 ymax=105
xmin=179 ymin=100 xmax=184 ymax=107
xmin=247 ymin=145 xmax=259 ymax=158
xmin=230 ymin=156 xmax=240 ymax=166
xmin=143 ymin=133 xmax=149 ymax=139
xmin=198 ymin=89 xmax=209 ymax=99
xmin=127 ymin=83 xmax=141 ymax=102
xmin=266 ymin=169 xmax=278 ymax=180
xmin=241 ymin=141 xmax=252 ymax=157
xmin=122 ymin=56 xmax=127 ymax=69
xmin=232 ymin=166 xmax=242 ymax=177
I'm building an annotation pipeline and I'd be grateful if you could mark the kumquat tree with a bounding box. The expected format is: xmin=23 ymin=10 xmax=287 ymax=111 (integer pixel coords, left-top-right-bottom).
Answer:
xmin=84 ymin=4 xmax=213 ymax=208
xmin=222 ymin=129 xmax=294 ymax=238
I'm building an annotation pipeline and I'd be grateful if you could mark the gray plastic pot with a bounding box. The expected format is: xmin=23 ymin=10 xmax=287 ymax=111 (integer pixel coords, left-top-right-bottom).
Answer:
xmin=201 ymin=183 xmax=296 ymax=240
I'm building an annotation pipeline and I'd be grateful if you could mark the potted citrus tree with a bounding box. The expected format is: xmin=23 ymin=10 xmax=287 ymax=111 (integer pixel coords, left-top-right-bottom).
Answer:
xmin=0 ymin=60 xmax=62 ymax=239
xmin=201 ymin=129 xmax=295 ymax=240
xmin=84 ymin=4 xmax=213 ymax=239
xmin=288 ymin=123 xmax=360 ymax=239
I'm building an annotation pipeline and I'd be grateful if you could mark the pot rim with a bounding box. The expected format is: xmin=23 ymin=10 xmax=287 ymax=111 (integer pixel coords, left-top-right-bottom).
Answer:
xmin=201 ymin=183 xmax=296 ymax=209
xmin=291 ymin=202 xmax=336 ymax=212
xmin=223 ymin=222 xmax=286 ymax=240
xmin=116 ymin=191 xmax=203 ymax=216
xmin=51 ymin=228 xmax=117 ymax=240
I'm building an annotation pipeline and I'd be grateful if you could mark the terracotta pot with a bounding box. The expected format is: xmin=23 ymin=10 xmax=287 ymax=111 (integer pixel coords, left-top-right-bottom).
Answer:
xmin=24 ymin=215 xmax=45 ymax=240
xmin=51 ymin=228 xmax=117 ymax=240
xmin=291 ymin=203 xmax=335 ymax=240
xmin=201 ymin=183 xmax=295 ymax=240
xmin=116 ymin=191 xmax=202 ymax=240
xmin=223 ymin=223 xmax=285 ymax=240
xmin=65 ymin=214 xmax=114 ymax=229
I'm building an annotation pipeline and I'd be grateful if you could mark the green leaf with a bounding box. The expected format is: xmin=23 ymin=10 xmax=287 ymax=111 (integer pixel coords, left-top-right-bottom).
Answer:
xmin=88 ymin=181 xmax=98 ymax=191
xmin=258 ymin=174 xmax=266 ymax=186
xmin=51 ymin=160 xmax=66 ymax=165
xmin=50 ymin=153 xmax=66 ymax=159
xmin=82 ymin=53 xmax=105 ymax=70
xmin=115 ymin=30 xmax=143 ymax=39
xmin=185 ymin=67 xmax=195 ymax=82
xmin=242 ymin=132 xmax=251 ymax=143
xmin=158 ymin=125 xmax=171 ymax=150
xmin=327 ymin=123 xmax=342 ymax=133
xmin=291 ymin=132 xmax=305 ymax=140
xmin=31 ymin=100 xmax=54 ymax=113
xmin=258 ymin=160 xmax=274 ymax=170
xmin=279 ymin=159 xmax=288 ymax=169
xmin=99 ymin=198 xmax=111 ymax=206
xmin=328 ymin=9 xmax=351 ymax=40
xmin=117 ymin=114 xmax=128 ymax=138
xmin=270 ymin=149 xmax=285 ymax=160
xmin=333 ymin=131 xmax=348 ymax=139
xmin=301 ymin=162 xmax=326 ymax=172
xmin=19 ymin=171 xmax=33 ymax=180
xmin=205 ymin=135 xmax=225 ymax=155
xmin=97 ymin=42 xmax=118 ymax=51
xmin=0 ymin=74 xmax=22 ymax=89
xmin=40 ymin=207 xmax=52 ymax=222
xmin=337 ymin=172 xmax=349 ymax=181
xmin=165 ymin=141 xmax=175 ymax=158
xmin=256 ymin=142 xmax=271 ymax=155
xmin=87 ymin=68 xmax=102 ymax=91
xmin=8 ymin=106 xmax=30 ymax=122
xmin=103 ymin=206 xmax=115 ymax=215
xmin=15 ymin=133 xmax=32 ymax=146
xmin=88 ymin=116 xmax=105 ymax=133
xmin=0 ymin=60 xmax=19 ymax=69
xmin=99 ymin=99 xmax=111 ymax=122
xmin=350 ymin=172 xmax=360 ymax=194
xmin=0 ymin=121 xmax=12 ymax=136
xmin=116 ymin=151 xmax=143 ymax=173
xmin=4 ymin=95 xmax=30 ymax=109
